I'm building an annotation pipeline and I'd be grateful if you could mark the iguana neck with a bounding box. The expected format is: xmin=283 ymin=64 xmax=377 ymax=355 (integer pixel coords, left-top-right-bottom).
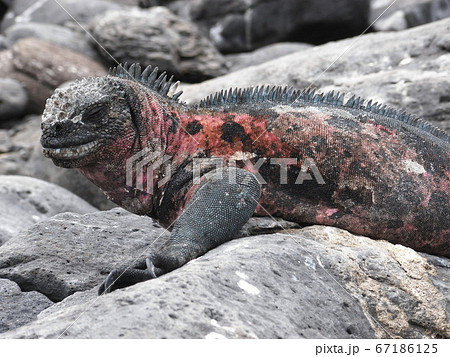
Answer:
xmin=78 ymin=86 xmax=181 ymax=216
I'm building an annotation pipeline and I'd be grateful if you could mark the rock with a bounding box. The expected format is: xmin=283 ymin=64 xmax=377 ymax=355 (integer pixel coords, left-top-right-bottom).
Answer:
xmin=0 ymin=278 xmax=52 ymax=333
xmin=0 ymin=38 xmax=106 ymax=113
xmin=90 ymin=6 xmax=228 ymax=82
xmin=0 ymin=34 xmax=7 ymax=49
xmin=0 ymin=1 xmax=11 ymax=22
xmin=169 ymin=0 xmax=371 ymax=53
xmin=108 ymin=0 xmax=151 ymax=6
xmin=0 ymin=175 xmax=97 ymax=245
xmin=0 ymin=219 xmax=449 ymax=338
xmin=180 ymin=18 xmax=450 ymax=132
xmin=0 ymin=130 xmax=11 ymax=153
xmin=0 ymin=0 xmax=122 ymax=32
xmin=374 ymin=9 xmax=410 ymax=31
xmin=225 ymin=42 xmax=312 ymax=71
xmin=0 ymin=208 xmax=166 ymax=302
xmin=0 ymin=78 xmax=28 ymax=122
xmin=0 ymin=115 xmax=40 ymax=175
xmin=3 ymin=22 xmax=103 ymax=62
xmin=11 ymin=38 xmax=106 ymax=89
xmin=0 ymin=49 xmax=52 ymax=114
xmin=28 ymin=140 xmax=117 ymax=211
xmin=36 ymin=289 xmax=97 ymax=320
xmin=371 ymin=0 xmax=450 ymax=31
xmin=0 ymin=115 xmax=115 ymax=210
xmin=420 ymin=254 xmax=450 ymax=315
xmin=237 ymin=216 xmax=299 ymax=237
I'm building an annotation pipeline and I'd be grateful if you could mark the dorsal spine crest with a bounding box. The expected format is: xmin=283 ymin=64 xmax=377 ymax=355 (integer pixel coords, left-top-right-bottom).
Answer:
xmin=198 ymin=84 xmax=449 ymax=143
xmin=108 ymin=63 xmax=183 ymax=101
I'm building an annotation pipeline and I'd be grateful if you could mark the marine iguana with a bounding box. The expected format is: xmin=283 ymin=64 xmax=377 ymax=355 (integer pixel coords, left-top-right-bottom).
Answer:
xmin=40 ymin=63 xmax=450 ymax=294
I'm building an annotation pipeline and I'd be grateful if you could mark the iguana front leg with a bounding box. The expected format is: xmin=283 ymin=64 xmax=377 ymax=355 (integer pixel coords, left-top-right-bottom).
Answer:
xmin=98 ymin=168 xmax=261 ymax=294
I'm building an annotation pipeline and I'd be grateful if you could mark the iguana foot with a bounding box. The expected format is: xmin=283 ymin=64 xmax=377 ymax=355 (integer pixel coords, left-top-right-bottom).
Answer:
xmin=98 ymin=267 xmax=151 ymax=294
xmin=98 ymin=253 xmax=181 ymax=294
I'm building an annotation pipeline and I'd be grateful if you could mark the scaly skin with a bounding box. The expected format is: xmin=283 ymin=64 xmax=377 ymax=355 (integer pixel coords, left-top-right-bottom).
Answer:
xmin=41 ymin=64 xmax=449 ymax=291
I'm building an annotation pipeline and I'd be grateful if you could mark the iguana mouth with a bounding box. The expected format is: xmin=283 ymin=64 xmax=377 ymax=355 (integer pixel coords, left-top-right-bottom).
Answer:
xmin=42 ymin=140 xmax=103 ymax=160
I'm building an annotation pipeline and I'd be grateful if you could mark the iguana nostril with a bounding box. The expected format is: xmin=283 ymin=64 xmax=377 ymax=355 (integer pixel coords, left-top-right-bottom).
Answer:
xmin=54 ymin=122 xmax=62 ymax=132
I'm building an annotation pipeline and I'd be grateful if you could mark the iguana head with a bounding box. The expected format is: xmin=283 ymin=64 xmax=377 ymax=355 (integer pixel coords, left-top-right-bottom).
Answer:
xmin=41 ymin=63 xmax=183 ymax=169
xmin=41 ymin=77 xmax=135 ymax=168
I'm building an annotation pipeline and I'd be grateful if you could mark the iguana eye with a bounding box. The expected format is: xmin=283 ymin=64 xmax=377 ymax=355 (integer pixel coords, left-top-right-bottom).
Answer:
xmin=82 ymin=103 xmax=109 ymax=122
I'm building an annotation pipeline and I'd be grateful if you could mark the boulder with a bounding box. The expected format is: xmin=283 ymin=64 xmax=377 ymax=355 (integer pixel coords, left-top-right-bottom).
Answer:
xmin=0 ymin=278 xmax=52 ymax=333
xmin=28 ymin=140 xmax=117 ymax=211
xmin=0 ymin=34 xmax=6 ymax=49
xmin=225 ymin=42 xmax=312 ymax=71
xmin=0 ymin=208 xmax=166 ymax=301
xmin=181 ymin=18 xmax=450 ymax=132
xmin=0 ymin=1 xmax=10 ymax=24
xmin=90 ymin=6 xmax=228 ymax=82
xmin=11 ymin=38 xmax=106 ymax=90
xmin=0 ymin=0 xmax=122 ymax=31
xmin=0 ymin=115 xmax=40 ymax=175
xmin=0 ymin=78 xmax=28 ymax=122
xmin=371 ymin=0 xmax=450 ymax=31
xmin=0 ymin=49 xmax=52 ymax=114
xmin=0 ymin=115 xmax=115 ymax=210
xmin=0 ymin=38 xmax=106 ymax=113
xmin=107 ymin=0 xmax=152 ymax=6
xmin=168 ymin=0 xmax=371 ymax=52
xmin=3 ymin=22 xmax=103 ymax=62
xmin=0 ymin=175 xmax=97 ymax=245
xmin=0 ymin=207 xmax=448 ymax=338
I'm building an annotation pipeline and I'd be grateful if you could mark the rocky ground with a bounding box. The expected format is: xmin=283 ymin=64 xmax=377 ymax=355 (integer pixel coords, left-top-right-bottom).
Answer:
xmin=0 ymin=0 xmax=449 ymax=338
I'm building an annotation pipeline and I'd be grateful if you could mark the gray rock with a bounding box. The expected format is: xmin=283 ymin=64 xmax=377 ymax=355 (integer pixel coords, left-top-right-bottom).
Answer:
xmin=237 ymin=216 xmax=299 ymax=237
xmin=11 ymin=38 xmax=107 ymax=90
xmin=28 ymin=140 xmax=117 ymax=211
xmin=0 ymin=0 xmax=122 ymax=31
xmin=0 ymin=38 xmax=106 ymax=114
xmin=0 ymin=34 xmax=7 ymax=50
xmin=107 ymin=0 xmax=152 ymax=5
xmin=0 ymin=115 xmax=40 ymax=175
xmin=0 ymin=130 xmax=11 ymax=153
xmin=0 ymin=175 xmax=97 ymax=245
xmin=36 ymin=289 xmax=97 ymax=320
xmin=420 ymin=254 xmax=450 ymax=317
xmin=90 ymin=6 xmax=228 ymax=82
xmin=171 ymin=0 xmax=371 ymax=53
xmin=225 ymin=42 xmax=313 ymax=71
xmin=181 ymin=18 xmax=450 ymax=132
xmin=4 ymin=22 xmax=102 ymax=62
xmin=0 ymin=114 xmax=108 ymax=207
xmin=371 ymin=0 xmax=450 ymax=31
xmin=0 ymin=49 xmax=52 ymax=114
xmin=0 ymin=278 xmax=52 ymax=333
xmin=1 ymin=219 xmax=448 ymax=338
xmin=0 ymin=115 xmax=115 ymax=210
xmin=0 ymin=78 xmax=28 ymax=121
xmin=0 ymin=208 xmax=166 ymax=301
xmin=0 ymin=2 xmax=10 ymax=24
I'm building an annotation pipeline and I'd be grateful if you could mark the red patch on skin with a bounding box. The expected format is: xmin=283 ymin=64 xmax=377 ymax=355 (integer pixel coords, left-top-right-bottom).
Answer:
xmin=326 ymin=208 xmax=339 ymax=216
xmin=166 ymin=110 xmax=290 ymax=163
xmin=371 ymin=122 xmax=397 ymax=135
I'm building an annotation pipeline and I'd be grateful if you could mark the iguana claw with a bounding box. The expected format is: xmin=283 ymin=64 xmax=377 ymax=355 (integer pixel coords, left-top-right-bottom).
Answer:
xmin=98 ymin=265 xmax=155 ymax=294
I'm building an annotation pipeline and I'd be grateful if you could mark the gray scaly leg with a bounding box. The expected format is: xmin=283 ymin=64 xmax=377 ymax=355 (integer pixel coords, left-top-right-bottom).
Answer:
xmin=98 ymin=168 xmax=261 ymax=294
